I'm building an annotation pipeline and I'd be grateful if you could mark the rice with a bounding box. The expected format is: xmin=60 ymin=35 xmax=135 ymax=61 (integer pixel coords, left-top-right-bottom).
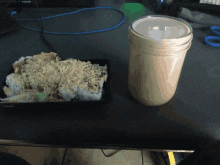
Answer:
xmin=1 ymin=52 xmax=108 ymax=103
xmin=0 ymin=93 xmax=33 ymax=103
xmin=59 ymin=87 xmax=77 ymax=101
xmin=77 ymin=80 xmax=104 ymax=101
xmin=5 ymin=73 xmax=24 ymax=95
xmin=58 ymin=65 xmax=107 ymax=101
xmin=3 ymin=86 xmax=14 ymax=97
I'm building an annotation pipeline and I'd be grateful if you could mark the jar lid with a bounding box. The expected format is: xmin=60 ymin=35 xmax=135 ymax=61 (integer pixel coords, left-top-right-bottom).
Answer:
xmin=132 ymin=16 xmax=189 ymax=40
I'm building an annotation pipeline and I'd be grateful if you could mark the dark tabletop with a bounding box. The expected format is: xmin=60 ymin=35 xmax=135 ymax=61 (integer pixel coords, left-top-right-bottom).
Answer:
xmin=0 ymin=0 xmax=218 ymax=150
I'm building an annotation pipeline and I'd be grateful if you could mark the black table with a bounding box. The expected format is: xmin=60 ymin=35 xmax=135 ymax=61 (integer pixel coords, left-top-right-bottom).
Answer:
xmin=0 ymin=0 xmax=218 ymax=152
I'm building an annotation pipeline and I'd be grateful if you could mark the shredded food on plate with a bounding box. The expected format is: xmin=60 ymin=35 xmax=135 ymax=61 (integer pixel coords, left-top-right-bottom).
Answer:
xmin=2 ymin=52 xmax=108 ymax=102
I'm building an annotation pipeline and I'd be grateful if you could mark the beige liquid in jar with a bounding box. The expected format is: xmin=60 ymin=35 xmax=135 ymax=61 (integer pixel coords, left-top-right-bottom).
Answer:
xmin=128 ymin=16 xmax=192 ymax=106
xmin=128 ymin=45 xmax=188 ymax=106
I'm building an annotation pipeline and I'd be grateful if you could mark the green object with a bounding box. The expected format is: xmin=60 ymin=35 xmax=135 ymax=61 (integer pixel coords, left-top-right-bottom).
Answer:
xmin=37 ymin=93 xmax=47 ymax=100
xmin=120 ymin=3 xmax=145 ymax=22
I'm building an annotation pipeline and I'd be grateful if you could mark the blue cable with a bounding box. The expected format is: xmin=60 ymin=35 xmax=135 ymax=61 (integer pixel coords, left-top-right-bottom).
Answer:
xmin=154 ymin=0 xmax=166 ymax=12
xmin=10 ymin=7 xmax=126 ymax=35
xmin=204 ymin=26 xmax=220 ymax=48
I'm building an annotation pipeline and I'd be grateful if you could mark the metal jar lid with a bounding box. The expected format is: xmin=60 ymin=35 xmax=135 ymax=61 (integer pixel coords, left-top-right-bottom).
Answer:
xmin=128 ymin=15 xmax=193 ymax=46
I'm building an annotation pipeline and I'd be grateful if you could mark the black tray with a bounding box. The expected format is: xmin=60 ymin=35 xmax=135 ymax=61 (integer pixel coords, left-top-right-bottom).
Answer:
xmin=0 ymin=59 xmax=112 ymax=109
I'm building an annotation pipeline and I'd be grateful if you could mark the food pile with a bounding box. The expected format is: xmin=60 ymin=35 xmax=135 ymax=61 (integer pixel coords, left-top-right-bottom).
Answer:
xmin=1 ymin=52 xmax=108 ymax=103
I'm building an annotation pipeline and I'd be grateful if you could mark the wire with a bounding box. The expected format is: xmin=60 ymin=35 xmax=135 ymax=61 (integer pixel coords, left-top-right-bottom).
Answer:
xmin=181 ymin=17 xmax=220 ymax=26
xmin=161 ymin=152 xmax=168 ymax=165
xmin=61 ymin=148 xmax=144 ymax=165
xmin=9 ymin=5 xmax=125 ymax=53
xmin=11 ymin=7 xmax=126 ymax=35
xmin=141 ymin=149 xmax=144 ymax=165
xmin=32 ymin=0 xmax=57 ymax=53
xmin=177 ymin=7 xmax=220 ymax=26
xmin=101 ymin=149 xmax=121 ymax=157
xmin=101 ymin=149 xmax=144 ymax=165
xmin=0 ymin=0 xmax=12 ymax=8
xmin=61 ymin=148 xmax=68 ymax=165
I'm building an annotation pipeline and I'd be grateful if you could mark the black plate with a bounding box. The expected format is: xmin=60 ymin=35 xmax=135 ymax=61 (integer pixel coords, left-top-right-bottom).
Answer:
xmin=0 ymin=59 xmax=112 ymax=109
